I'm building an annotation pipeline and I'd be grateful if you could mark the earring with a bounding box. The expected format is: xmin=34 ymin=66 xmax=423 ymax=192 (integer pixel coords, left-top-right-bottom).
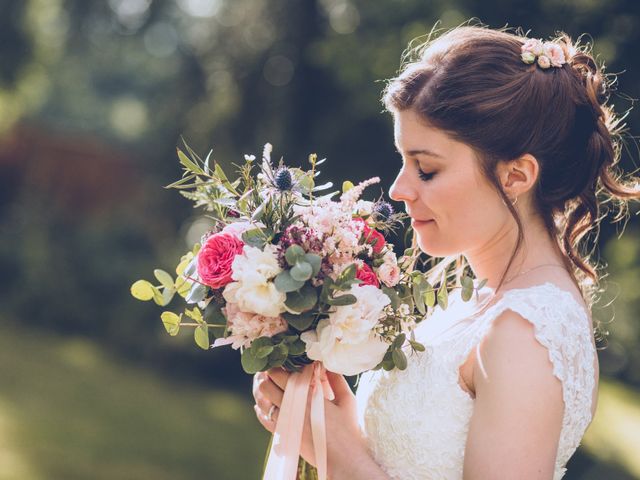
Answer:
xmin=510 ymin=196 xmax=518 ymax=206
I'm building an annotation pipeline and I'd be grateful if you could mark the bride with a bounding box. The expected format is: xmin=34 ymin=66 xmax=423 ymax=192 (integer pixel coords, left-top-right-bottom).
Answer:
xmin=252 ymin=24 xmax=639 ymax=479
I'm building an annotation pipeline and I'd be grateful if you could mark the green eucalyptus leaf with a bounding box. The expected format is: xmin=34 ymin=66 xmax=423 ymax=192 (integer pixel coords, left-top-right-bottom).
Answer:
xmin=274 ymin=270 xmax=305 ymax=293
xmin=303 ymin=253 xmax=322 ymax=276
xmin=175 ymin=276 xmax=192 ymax=297
xmin=154 ymin=269 xmax=175 ymax=289
xmin=409 ymin=340 xmax=426 ymax=352
xmin=130 ymin=280 xmax=154 ymax=301
xmin=285 ymin=284 xmax=318 ymax=313
xmin=288 ymin=339 xmax=306 ymax=356
xmin=160 ymin=311 xmax=181 ymax=336
xmin=256 ymin=345 xmax=274 ymax=358
xmin=241 ymin=347 xmax=268 ymax=374
xmin=413 ymin=283 xmax=426 ymax=315
xmin=423 ymin=283 xmax=436 ymax=308
xmin=159 ymin=287 xmax=175 ymax=306
xmin=283 ymin=311 xmax=315 ymax=331
xmin=291 ymin=261 xmax=312 ymax=282
xmin=285 ymin=245 xmax=305 ymax=266
xmin=392 ymin=333 xmax=406 ymax=349
xmin=392 ymin=348 xmax=408 ymax=370
xmin=437 ymin=281 xmax=448 ymax=310
xmin=185 ymin=307 xmax=204 ymax=324
xmin=381 ymin=286 xmax=401 ymax=310
xmin=194 ymin=324 xmax=210 ymax=350
xmin=267 ymin=343 xmax=288 ymax=368
xmin=461 ymin=275 xmax=474 ymax=302
xmin=477 ymin=278 xmax=488 ymax=290
xmin=326 ymin=293 xmax=357 ymax=306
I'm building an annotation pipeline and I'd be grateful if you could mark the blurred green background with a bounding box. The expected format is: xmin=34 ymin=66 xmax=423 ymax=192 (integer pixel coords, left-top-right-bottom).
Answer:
xmin=0 ymin=0 xmax=639 ymax=479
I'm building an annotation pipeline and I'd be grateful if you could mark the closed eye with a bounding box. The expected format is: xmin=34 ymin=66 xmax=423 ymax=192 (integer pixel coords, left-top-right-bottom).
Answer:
xmin=418 ymin=169 xmax=436 ymax=181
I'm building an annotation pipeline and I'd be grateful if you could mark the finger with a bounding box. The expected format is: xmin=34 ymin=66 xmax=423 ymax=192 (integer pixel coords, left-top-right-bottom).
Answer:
xmin=254 ymin=404 xmax=276 ymax=434
xmin=326 ymin=371 xmax=352 ymax=404
xmin=252 ymin=371 xmax=267 ymax=398
xmin=267 ymin=367 xmax=290 ymax=391
xmin=258 ymin=376 xmax=285 ymax=408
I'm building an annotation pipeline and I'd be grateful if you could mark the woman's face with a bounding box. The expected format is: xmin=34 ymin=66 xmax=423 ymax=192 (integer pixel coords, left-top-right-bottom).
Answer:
xmin=389 ymin=109 xmax=511 ymax=258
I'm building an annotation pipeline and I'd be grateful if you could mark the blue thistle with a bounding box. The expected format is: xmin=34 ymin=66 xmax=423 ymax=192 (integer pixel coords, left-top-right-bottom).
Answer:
xmin=373 ymin=201 xmax=394 ymax=220
xmin=274 ymin=167 xmax=293 ymax=191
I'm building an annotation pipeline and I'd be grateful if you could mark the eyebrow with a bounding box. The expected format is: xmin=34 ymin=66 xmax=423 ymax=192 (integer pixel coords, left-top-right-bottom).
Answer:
xmin=395 ymin=143 xmax=444 ymax=159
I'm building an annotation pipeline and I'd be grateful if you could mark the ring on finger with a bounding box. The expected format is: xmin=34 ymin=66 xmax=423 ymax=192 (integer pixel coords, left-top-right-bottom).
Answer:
xmin=267 ymin=404 xmax=278 ymax=422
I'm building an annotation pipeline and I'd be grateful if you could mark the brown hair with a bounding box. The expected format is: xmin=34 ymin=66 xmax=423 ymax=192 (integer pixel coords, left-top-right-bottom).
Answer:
xmin=382 ymin=21 xmax=640 ymax=323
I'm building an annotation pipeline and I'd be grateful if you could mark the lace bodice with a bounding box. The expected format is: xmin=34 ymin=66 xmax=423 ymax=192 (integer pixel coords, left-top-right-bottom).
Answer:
xmin=355 ymin=282 xmax=597 ymax=480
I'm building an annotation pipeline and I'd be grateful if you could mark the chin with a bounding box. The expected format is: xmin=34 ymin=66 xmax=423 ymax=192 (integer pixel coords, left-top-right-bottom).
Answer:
xmin=416 ymin=234 xmax=459 ymax=258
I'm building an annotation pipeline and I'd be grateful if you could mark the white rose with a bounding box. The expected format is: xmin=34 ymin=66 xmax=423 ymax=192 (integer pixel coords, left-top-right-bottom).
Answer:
xmin=222 ymin=244 xmax=286 ymax=317
xmin=300 ymin=285 xmax=391 ymax=375
xmin=301 ymin=320 xmax=389 ymax=376
xmin=223 ymin=280 xmax=286 ymax=318
xmin=231 ymin=244 xmax=282 ymax=283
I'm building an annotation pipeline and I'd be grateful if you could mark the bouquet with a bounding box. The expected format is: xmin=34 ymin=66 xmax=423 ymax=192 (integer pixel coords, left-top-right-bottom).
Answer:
xmin=131 ymin=141 xmax=480 ymax=479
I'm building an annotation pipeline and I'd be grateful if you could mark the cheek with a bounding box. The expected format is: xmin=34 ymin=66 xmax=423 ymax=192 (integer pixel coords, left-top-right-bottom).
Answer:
xmin=414 ymin=174 xmax=504 ymax=255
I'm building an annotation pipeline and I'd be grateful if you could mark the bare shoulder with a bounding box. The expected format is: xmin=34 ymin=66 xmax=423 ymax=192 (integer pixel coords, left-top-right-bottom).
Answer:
xmin=474 ymin=308 xmax=564 ymax=403
xmin=463 ymin=309 xmax=564 ymax=478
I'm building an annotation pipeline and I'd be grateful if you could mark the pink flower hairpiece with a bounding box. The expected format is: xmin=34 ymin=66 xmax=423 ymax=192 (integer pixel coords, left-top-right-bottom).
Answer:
xmin=521 ymin=38 xmax=567 ymax=69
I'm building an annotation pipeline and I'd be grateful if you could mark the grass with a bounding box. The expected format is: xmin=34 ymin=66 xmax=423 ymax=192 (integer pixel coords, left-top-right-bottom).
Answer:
xmin=0 ymin=323 xmax=271 ymax=480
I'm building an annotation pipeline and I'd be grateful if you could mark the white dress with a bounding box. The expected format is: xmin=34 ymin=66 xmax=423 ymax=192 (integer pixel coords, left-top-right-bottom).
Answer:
xmin=355 ymin=282 xmax=597 ymax=480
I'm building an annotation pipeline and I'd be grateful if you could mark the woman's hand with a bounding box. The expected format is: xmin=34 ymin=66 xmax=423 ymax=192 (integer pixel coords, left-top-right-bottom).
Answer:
xmin=252 ymin=364 xmax=369 ymax=478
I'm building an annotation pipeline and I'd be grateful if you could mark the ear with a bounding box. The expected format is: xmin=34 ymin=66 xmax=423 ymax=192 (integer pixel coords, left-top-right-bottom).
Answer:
xmin=497 ymin=153 xmax=539 ymax=199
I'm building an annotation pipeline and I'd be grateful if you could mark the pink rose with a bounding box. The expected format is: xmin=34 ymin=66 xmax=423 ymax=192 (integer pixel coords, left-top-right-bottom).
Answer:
xmin=356 ymin=263 xmax=380 ymax=288
xmin=537 ymin=55 xmax=551 ymax=69
xmin=543 ymin=43 xmax=566 ymax=67
xmin=197 ymin=233 xmax=245 ymax=289
xmin=377 ymin=262 xmax=400 ymax=287
xmin=522 ymin=38 xmax=544 ymax=57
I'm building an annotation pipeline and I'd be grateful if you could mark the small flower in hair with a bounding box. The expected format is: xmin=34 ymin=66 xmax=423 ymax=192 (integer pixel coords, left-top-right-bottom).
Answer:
xmin=521 ymin=38 xmax=566 ymax=69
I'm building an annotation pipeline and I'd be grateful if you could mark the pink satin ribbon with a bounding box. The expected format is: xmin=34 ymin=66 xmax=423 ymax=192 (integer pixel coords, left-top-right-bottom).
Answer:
xmin=263 ymin=361 xmax=335 ymax=480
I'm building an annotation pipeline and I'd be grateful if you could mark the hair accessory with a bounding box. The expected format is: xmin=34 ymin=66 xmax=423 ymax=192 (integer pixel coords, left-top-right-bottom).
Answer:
xmin=521 ymin=38 xmax=566 ymax=69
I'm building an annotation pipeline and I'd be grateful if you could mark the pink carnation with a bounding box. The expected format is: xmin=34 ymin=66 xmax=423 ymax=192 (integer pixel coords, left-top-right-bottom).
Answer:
xmin=197 ymin=233 xmax=244 ymax=289
xmin=212 ymin=302 xmax=288 ymax=350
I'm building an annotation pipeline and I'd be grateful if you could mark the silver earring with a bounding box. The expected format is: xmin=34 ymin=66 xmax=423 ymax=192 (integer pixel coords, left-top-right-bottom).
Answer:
xmin=510 ymin=197 xmax=518 ymax=206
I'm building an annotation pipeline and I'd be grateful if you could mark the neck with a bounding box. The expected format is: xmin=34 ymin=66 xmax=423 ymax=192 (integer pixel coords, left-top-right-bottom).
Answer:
xmin=463 ymin=214 xmax=566 ymax=291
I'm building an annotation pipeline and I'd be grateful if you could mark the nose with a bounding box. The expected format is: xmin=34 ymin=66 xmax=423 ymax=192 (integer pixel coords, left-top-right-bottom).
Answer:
xmin=389 ymin=165 xmax=416 ymax=203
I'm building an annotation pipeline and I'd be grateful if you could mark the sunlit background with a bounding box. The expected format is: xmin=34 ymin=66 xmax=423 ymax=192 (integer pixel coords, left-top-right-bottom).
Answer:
xmin=0 ymin=0 xmax=639 ymax=479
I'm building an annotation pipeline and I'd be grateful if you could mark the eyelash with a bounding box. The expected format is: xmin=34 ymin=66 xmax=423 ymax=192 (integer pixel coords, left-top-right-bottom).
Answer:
xmin=418 ymin=169 xmax=436 ymax=182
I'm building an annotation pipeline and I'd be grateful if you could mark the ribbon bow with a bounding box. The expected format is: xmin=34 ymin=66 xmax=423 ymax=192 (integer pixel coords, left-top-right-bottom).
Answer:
xmin=263 ymin=361 xmax=335 ymax=480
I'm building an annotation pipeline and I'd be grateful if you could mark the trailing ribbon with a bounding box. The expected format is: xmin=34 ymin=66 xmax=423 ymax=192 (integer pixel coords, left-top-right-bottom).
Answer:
xmin=263 ymin=361 xmax=335 ymax=480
